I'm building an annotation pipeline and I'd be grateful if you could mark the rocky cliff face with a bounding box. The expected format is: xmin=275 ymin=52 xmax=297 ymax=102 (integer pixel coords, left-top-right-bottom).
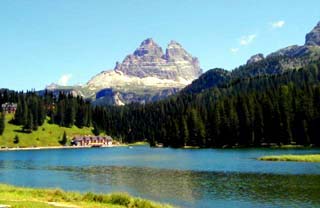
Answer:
xmin=305 ymin=22 xmax=320 ymax=46
xmin=47 ymin=38 xmax=201 ymax=105
xmin=112 ymin=39 xmax=201 ymax=81
xmin=87 ymin=38 xmax=201 ymax=90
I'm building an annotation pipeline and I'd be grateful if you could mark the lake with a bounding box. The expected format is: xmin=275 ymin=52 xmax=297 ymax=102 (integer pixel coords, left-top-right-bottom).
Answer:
xmin=0 ymin=146 xmax=319 ymax=207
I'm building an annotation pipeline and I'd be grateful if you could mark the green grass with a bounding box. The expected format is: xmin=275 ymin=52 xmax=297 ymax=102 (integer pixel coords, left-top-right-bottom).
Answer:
xmin=259 ymin=154 xmax=320 ymax=162
xmin=128 ymin=141 xmax=149 ymax=146
xmin=0 ymin=114 xmax=96 ymax=148
xmin=0 ymin=183 xmax=173 ymax=208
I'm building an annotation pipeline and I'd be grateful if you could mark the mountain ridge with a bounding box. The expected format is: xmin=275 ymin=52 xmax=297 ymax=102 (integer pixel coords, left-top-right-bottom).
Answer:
xmin=183 ymin=21 xmax=320 ymax=94
xmin=46 ymin=21 xmax=320 ymax=105
xmin=47 ymin=38 xmax=202 ymax=105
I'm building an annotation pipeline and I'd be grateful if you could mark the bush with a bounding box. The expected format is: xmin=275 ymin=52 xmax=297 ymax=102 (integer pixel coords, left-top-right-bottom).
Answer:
xmin=108 ymin=193 xmax=132 ymax=206
xmin=13 ymin=135 xmax=19 ymax=144
xmin=59 ymin=131 xmax=67 ymax=145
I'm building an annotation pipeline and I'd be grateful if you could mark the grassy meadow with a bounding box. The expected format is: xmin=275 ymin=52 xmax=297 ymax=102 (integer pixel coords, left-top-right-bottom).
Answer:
xmin=0 ymin=114 xmax=95 ymax=148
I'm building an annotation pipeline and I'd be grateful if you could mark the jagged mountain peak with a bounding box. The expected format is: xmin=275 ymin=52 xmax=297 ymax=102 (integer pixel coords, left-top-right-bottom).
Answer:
xmin=168 ymin=40 xmax=182 ymax=47
xmin=111 ymin=38 xmax=201 ymax=80
xmin=247 ymin=53 xmax=264 ymax=65
xmin=140 ymin=38 xmax=157 ymax=46
xmin=133 ymin=38 xmax=163 ymax=57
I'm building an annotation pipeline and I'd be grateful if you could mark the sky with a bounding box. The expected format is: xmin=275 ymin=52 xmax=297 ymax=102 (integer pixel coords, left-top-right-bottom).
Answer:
xmin=0 ymin=0 xmax=319 ymax=91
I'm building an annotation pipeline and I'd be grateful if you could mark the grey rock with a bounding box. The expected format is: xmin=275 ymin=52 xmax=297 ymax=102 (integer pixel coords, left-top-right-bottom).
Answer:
xmin=305 ymin=22 xmax=320 ymax=46
xmin=247 ymin=53 xmax=264 ymax=65
xmin=267 ymin=45 xmax=310 ymax=58
xmin=114 ymin=38 xmax=201 ymax=81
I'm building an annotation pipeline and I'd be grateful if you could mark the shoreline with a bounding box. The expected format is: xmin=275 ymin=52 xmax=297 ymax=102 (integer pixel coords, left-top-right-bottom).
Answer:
xmin=258 ymin=154 xmax=320 ymax=162
xmin=0 ymin=144 xmax=128 ymax=152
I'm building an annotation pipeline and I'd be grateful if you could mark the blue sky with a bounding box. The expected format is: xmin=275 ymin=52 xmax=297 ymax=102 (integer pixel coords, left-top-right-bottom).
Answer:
xmin=0 ymin=0 xmax=319 ymax=91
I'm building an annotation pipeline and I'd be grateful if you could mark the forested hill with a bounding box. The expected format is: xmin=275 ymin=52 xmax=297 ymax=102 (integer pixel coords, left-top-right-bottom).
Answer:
xmin=1 ymin=61 xmax=320 ymax=147
xmin=96 ymin=61 xmax=320 ymax=147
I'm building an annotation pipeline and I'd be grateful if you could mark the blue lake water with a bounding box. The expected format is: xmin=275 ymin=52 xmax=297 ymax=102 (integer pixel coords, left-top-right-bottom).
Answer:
xmin=0 ymin=146 xmax=320 ymax=207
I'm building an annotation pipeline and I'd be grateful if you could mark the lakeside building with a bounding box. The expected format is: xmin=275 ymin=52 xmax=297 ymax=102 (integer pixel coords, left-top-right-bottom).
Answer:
xmin=71 ymin=135 xmax=113 ymax=147
xmin=1 ymin=103 xmax=17 ymax=114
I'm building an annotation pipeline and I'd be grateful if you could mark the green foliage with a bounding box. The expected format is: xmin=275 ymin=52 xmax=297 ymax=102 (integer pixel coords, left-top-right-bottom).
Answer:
xmin=0 ymin=114 xmax=94 ymax=148
xmin=0 ymin=112 xmax=5 ymax=135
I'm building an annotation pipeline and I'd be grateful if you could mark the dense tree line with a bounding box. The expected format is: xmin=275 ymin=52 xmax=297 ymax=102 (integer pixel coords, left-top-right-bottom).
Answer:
xmin=14 ymin=92 xmax=46 ymax=132
xmin=0 ymin=90 xmax=92 ymax=133
xmin=0 ymin=112 xmax=5 ymax=135
xmin=51 ymin=93 xmax=92 ymax=128
xmin=0 ymin=89 xmax=19 ymax=134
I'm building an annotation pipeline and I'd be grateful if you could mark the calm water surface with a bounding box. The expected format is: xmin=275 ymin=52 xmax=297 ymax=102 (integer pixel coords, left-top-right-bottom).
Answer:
xmin=0 ymin=146 xmax=320 ymax=207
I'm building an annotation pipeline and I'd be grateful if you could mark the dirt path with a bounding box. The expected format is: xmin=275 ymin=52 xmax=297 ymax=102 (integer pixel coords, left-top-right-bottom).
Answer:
xmin=47 ymin=202 xmax=80 ymax=208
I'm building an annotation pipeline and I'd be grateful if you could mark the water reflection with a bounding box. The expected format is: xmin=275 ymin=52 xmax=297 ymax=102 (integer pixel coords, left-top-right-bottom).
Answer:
xmin=1 ymin=147 xmax=320 ymax=208
xmin=47 ymin=165 xmax=320 ymax=207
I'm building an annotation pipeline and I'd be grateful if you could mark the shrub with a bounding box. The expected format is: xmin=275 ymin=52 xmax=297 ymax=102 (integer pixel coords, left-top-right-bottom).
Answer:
xmin=13 ymin=135 xmax=19 ymax=144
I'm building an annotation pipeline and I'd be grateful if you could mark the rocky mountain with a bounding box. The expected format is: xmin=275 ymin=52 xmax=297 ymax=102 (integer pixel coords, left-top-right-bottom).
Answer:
xmin=236 ymin=21 xmax=320 ymax=76
xmin=184 ymin=21 xmax=320 ymax=94
xmin=47 ymin=38 xmax=201 ymax=105
xmin=305 ymin=21 xmax=320 ymax=46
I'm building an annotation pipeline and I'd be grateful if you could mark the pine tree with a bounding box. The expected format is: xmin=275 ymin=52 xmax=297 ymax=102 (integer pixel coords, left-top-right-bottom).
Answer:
xmin=187 ymin=109 xmax=206 ymax=147
xmin=179 ymin=116 xmax=189 ymax=147
xmin=59 ymin=131 xmax=68 ymax=145
xmin=279 ymin=85 xmax=293 ymax=144
xmin=92 ymin=122 xmax=100 ymax=136
xmin=0 ymin=112 xmax=5 ymax=135
xmin=23 ymin=110 xmax=34 ymax=132
xmin=65 ymin=100 xmax=76 ymax=127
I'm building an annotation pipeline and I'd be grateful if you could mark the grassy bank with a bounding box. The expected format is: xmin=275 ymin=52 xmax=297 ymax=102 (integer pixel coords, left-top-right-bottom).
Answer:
xmin=0 ymin=184 xmax=173 ymax=208
xmin=128 ymin=141 xmax=149 ymax=146
xmin=0 ymin=114 xmax=96 ymax=148
xmin=259 ymin=154 xmax=320 ymax=162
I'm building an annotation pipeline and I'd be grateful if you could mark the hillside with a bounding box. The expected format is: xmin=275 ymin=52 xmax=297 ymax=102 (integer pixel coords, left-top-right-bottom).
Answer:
xmin=0 ymin=114 xmax=94 ymax=148
xmin=95 ymin=60 xmax=320 ymax=147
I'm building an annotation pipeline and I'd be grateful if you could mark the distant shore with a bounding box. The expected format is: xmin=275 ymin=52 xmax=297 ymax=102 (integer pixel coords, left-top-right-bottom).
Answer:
xmin=0 ymin=144 xmax=128 ymax=152
xmin=258 ymin=154 xmax=320 ymax=162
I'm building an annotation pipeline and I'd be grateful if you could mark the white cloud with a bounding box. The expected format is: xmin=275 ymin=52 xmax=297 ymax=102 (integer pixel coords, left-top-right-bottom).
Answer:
xmin=230 ymin=48 xmax=239 ymax=53
xmin=271 ymin=20 xmax=285 ymax=28
xmin=58 ymin=74 xmax=72 ymax=86
xmin=239 ymin=34 xmax=257 ymax=46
